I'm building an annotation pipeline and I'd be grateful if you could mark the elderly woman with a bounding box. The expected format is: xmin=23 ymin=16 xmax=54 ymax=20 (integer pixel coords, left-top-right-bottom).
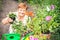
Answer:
xmin=2 ymin=3 xmax=34 ymax=25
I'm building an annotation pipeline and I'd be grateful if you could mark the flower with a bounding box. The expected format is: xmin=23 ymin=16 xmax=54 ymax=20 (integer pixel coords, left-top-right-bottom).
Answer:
xmin=45 ymin=16 xmax=52 ymax=21
xmin=50 ymin=5 xmax=55 ymax=10
xmin=29 ymin=36 xmax=38 ymax=40
xmin=25 ymin=37 xmax=30 ymax=40
xmin=46 ymin=6 xmax=50 ymax=11
xmin=29 ymin=36 xmax=34 ymax=40
xmin=29 ymin=11 xmax=34 ymax=17
xmin=34 ymin=38 xmax=38 ymax=40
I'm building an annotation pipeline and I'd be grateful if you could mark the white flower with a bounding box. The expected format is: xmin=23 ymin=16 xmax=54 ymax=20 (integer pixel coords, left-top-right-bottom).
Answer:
xmin=46 ymin=6 xmax=50 ymax=11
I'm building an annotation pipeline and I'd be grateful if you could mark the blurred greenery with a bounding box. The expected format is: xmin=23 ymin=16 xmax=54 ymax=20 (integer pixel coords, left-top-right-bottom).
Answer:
xmin=12 ymin=0 xmax=60 ymax=40
xmin=12 ymin=21 xmax=26 ymax=35
xmin=26 ymin=0 xmax=60 ymax=40
xmin=29 ymin=0 xmax=60 ymax=32
xmin=50 ymin=33 xmax=60 ymax=40
xmin=26 ymin=0 xmax=58 ymax=5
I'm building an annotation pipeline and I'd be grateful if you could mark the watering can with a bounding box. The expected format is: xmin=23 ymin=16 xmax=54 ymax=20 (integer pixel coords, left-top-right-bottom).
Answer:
xmin=2 ymin=33 xmax=21 ymax=40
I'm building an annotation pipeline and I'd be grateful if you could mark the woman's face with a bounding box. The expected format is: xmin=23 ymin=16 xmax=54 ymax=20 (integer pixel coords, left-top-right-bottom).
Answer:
xmin=18 ymin=8 xmax=26 ymax=16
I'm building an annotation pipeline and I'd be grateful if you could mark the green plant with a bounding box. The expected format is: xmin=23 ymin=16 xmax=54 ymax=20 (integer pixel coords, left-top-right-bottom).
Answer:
xmin=27 ymin=0 xmax=42 ymax=4
xmin=29 ymin=3 xmax=59 ymax=34
xmin=12 ymin=21 xmax=31 ymax=36
xmin=50 ymin=33 xmax=60 ymax=40
xmin=8 ymin=13 xmax=16 ymax=21
xmin=12 ymin=21 xmax=25 ymax=35
xmin=24 ymin=1 xmax=60 ymax=39
xmin=26 ymin=0 xmax=59 ymax=7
